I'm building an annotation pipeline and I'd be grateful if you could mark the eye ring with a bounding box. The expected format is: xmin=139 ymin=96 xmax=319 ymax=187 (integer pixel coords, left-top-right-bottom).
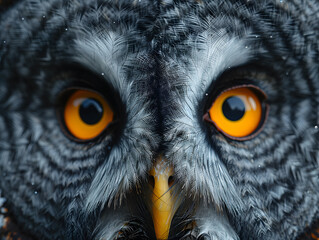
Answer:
xmin=58 ymin=88 xmax=114 ymax=142
xmin=204 ymin=84 xmax=269 ymax=141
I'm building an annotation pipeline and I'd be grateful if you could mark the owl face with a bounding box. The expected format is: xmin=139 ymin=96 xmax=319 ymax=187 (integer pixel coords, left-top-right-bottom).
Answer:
xmin=0 ymin=0 xmax=319 ymax=240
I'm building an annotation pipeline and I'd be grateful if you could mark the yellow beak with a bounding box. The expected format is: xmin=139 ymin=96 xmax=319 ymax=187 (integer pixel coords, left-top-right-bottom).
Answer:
xmin=149 ymin=158 xmax=176 ymax=240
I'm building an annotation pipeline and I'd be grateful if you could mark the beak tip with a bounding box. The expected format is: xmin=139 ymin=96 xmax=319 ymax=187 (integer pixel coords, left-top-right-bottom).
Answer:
xmin=149 ymin=157 xmax=176 ymax=240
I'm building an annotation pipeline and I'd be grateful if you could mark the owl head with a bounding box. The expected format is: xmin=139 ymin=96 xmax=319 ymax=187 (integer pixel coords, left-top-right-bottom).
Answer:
xmin=0 ymin=0 xmax=318 ymax=240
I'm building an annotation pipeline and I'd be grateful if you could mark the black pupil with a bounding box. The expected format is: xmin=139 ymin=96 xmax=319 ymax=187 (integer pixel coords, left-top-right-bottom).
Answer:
xmin=79 ymin=98 xmax=103 ymax=125
xmin=222 ymin=96 xmax=245 ymax=121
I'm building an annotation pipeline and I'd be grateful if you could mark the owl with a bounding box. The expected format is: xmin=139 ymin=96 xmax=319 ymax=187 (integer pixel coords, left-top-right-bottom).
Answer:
xmin=0 ymin=0 xmax=319 ymax=239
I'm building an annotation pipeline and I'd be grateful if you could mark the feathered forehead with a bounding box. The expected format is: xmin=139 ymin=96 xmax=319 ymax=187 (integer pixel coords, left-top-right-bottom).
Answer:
xmin=0 ymin=0 xmax=313 ymax=16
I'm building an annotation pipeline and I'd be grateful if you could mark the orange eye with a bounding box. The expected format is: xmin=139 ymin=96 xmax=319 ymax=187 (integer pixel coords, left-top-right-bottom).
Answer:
xmin=64 ymin=90 xmax=113 ymax=140
xmin=206 ymin=86 xmax=266 ymax=139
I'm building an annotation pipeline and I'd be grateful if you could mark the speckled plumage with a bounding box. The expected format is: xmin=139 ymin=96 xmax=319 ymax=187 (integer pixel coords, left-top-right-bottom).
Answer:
xmin=0 ymin=0 xmax=318 ymax=239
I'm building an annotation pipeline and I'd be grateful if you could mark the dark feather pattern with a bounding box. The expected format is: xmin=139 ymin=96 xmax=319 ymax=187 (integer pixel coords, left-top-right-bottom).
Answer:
xmin=0 ymin=0 xmax=318 ymax=239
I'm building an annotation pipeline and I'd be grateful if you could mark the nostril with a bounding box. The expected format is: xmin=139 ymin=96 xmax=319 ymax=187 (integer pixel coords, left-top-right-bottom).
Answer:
xmin=168 ymin=176 xmax=175 ymax=188
xmin=148 ymin=175 xmax=155 ymax=189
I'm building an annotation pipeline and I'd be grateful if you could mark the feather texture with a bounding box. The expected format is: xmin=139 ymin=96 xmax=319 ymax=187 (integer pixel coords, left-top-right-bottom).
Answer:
xmin=0 ymin=0 xmax=318 ymax=239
